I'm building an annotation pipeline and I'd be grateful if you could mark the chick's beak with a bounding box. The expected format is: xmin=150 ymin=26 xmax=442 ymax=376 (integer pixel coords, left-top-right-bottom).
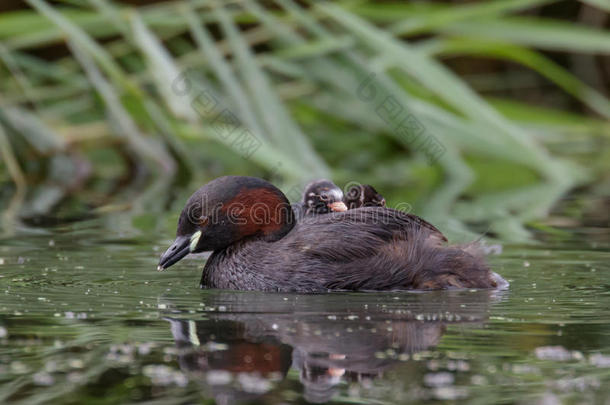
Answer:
xmin=157 ymin=235 xmax=191 ymax=271
xmin=329 ymin=201 xmax=348 ymax=212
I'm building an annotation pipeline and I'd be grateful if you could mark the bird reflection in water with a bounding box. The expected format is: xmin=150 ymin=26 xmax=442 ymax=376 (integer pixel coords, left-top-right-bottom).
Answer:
xmin=162 ymin=290 xmax=504 ymax=404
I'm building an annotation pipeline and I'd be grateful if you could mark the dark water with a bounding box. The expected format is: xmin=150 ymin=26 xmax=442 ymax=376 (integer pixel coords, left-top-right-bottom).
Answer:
xmin=0 ymin=216 xmax=609 ymax=404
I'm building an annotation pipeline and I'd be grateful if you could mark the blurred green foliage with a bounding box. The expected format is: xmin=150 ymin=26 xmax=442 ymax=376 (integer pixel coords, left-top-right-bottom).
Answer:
xmin=0 ymin=0 xmax=608 ymax=240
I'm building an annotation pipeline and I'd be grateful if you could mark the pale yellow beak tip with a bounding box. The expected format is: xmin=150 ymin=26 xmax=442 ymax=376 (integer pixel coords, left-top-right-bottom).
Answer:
xmin=330 ymin=201 xmax=348 ymax=212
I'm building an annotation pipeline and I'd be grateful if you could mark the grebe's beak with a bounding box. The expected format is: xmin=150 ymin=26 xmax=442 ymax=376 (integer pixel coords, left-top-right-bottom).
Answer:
xmin=328 ymin=201 xmax=348 ymax=212
xmin=158 ymin=234 xmax=191 ymax=271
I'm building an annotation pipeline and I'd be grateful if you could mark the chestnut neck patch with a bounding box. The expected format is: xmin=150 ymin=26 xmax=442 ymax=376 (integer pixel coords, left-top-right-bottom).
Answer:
xmin=223 ymin=187 xmax=294 ymax=240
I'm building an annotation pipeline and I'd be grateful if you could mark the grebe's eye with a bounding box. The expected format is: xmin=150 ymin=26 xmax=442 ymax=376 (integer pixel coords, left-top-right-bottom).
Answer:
xmin=199 ymin=216 xmax=209 ymax=227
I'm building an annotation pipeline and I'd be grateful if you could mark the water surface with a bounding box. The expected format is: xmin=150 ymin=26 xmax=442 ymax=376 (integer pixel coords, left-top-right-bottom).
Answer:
xmin=0 ymin=213 xmax=608 ymax=404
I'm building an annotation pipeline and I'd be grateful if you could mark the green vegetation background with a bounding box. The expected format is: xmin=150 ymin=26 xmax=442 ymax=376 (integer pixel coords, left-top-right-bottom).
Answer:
xmin=0 ymin=0 xmax=608 ymax=241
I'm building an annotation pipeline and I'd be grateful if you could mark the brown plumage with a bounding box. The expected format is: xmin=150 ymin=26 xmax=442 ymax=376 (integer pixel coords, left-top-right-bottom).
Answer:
xmin=344 ymin=184 xmax=386 ymax=209
xmin=158 ymin=176 xmax=507 ymax=292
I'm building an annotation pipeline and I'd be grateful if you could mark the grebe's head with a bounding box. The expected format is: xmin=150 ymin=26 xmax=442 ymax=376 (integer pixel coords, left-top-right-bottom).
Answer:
xmin=344 ymin=184 xmax=385 ymax=209
xmin=158 ymin=176 xmax=294 ymax=270
xmin=302 ymin=179 xmax=347 ymax=215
